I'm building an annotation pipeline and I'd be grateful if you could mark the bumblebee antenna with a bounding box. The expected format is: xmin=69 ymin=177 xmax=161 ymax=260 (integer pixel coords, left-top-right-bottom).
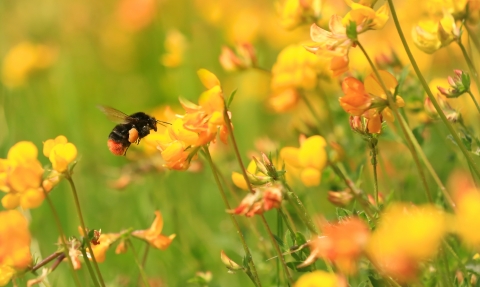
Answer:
xmin=156 ymin=120 xmax=172 ymax=127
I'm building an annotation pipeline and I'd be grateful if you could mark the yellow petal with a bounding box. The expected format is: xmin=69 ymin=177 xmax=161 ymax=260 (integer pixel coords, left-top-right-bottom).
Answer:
xmin=1 ymin=193 xmax=21 ymax=209
xmin=294 ymin=270 xmax=341 ymax=287
xmin=197 ymin=69 xmax=220 ymax=89
xmin=7 ymin=141 xmax=38 ymax=163
xmin=20 ymin=188 xmax=45 ymax=209
xmin=232 ymin=172 xmax=248 ymax=190
xmin=49 ymin=143 xmax=77 ymax=173
xmin=300 ymin=168 xmax=321 ymax=187
xmin=280 ymin=147 xmax=301 ymax=168
xmin=0 ymin=265 xmax=15 ymax=286
xmin=364 ymin=70 xmax=398 ymax=98
xmin=299 ymin=136 xmax=327 ymax=170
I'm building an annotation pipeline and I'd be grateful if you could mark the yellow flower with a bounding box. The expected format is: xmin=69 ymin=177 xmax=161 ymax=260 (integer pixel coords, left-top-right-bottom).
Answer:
xmin=342 ymin=2 xmax=389 ymax=31
xmin=277 ymin=0 xmax=322 ymax=30
xmin=412 ymin=12 xmax=459 ymax=54
xmin=161 ymin=29 xmax=187 ymax=68
xmin=453 ymin=189 xmax=480 ymax=248
xmin=232 ymin=160 xmax=257 ymax=190
xmin=132 ymin=211 xmax=176 ymax=250
xmin=1 ymin=42 xmax=56 ymax=89
xmin=0 ymin=265 xmax=15 ymax=286
xmin=294 ymin=271 xmax=346 ymax=287
xmin=0 ymin=210 xmax=32 ymax=271
xmin=368 ymin=203 xmax=446 ymax=282
xmin=43 ymin=136 xmax=77 ymax=173
xmin=0 ymin=142 xmax=44 ymax=210
xmin=91 ymin=233 xmax=121 ymax=263
xmin=179 ymin=69 xmax=228 ymax=146
xmin=280 ymin=135 xmax=327 ymax=186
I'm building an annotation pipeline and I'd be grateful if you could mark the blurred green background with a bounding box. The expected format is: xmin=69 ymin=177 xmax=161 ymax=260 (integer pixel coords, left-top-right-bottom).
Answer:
xmin=0 ymin=0 xmax=475 ymax=286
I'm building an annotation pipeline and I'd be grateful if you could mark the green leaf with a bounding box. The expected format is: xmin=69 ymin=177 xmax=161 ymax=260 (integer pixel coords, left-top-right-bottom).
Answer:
xmin=273 ymin=234 xmax=285 ymax=248
xmin=227 ymin=89 xmax=238 ymax=108
xmin=412 ymin=125 xmax=425 ymax=146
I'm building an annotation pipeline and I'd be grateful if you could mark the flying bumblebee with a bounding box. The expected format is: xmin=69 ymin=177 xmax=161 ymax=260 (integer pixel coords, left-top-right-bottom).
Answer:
xmin=98 ymin=105 xmax=170 ymax=156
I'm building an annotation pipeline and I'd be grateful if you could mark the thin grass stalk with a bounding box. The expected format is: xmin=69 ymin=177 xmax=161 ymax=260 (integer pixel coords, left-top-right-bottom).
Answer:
xmin=65 ymin=175 xmax=106 ymax=287
xmin=202 ymin=147 xmax=262 ymax=287
xmin=126 ymin=240 xmax=151 ymax=287
xmin=387 ymin=0 xmax=480 ymax=179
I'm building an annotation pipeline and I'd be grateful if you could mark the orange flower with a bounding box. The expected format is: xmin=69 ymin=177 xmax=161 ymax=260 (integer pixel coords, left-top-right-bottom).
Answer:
xmin=0 ymin=210 xmax=32 ymax=279
xmin=180 ymin=69 xmax=229 ymax=146
xmin=219 ymin=43 xmax=257 ymax=72
xmin=91 ymin=233 xmax=121 ymax=263
xmin=299 ymin=217 xmax=370 ymax=274
xmin=340 ymin=71 xmax=404 ymax=134
xmin=0 ymin=142 xmax=44 ymax=209
xmin=132 ymin=211 xmax=176 ymax=250
xmin=230 ymin=183 xmax=283 ymax=217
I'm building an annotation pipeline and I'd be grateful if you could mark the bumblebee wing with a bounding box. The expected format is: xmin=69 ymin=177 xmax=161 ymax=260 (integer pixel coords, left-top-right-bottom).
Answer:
xmin=97 ymin=105 xmax=132 ymax=124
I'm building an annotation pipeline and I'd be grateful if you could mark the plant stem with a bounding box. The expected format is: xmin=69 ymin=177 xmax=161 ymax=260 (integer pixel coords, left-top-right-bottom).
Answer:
xmin=444 ymin=240 xmax=472 ymax=287
xmin=127 ymin=240 xmax=151 ymax=287
xmin=30 ymin=252 xmax=62 ymax=272
xmin=397 ymin=114 xmax=455 ymax=209
xmin=300 ymin=92 xmax=325 ymax=136
xmin=65 ymin=174 xmax=106 ymax=287
xmin=458 ymin=41 xmax=480 ymax=100
xmin=43 ymin=191 xmax=83 ymax=287
xmin=328 ymin=162 xmax=374 ymax=218
xmin=465 ymin=24 xmax=480 ymax=53
xmin=368 ymin=138 xmax=379 ymax=206
xmin=387 ymin=0 xmax=480 ymax=179
xmin=202 ymin=147 xmax=262 ymax=287
xmin=222 ymin=106 xmax=293 ymax=284
xmin=356 ymin=41 xmax=433 ymax=203
xmin=283 ymin=183 xmax=319 ymax=234
xmin=80 ymin=248 xmax=100 ymax=287
xmin=259 ymin=214 xmax=294 ymax=285
xmin=467 ymin=90 xmax=480 ymax=115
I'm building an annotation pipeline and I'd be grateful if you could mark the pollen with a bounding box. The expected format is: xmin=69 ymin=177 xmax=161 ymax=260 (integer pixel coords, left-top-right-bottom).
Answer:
xmin=128 ymin=128 xmax=139 ymax=143
xmin=107 ymin=139 xmax=126 ymax=156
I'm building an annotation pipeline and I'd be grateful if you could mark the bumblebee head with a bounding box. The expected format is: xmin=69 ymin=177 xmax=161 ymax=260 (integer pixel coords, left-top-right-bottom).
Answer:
xmin=149 ymin=117 xmax=158 ymax=132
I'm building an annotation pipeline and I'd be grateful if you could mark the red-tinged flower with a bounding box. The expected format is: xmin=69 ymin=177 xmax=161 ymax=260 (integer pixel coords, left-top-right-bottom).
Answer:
xmin=299 ymin=217 xmax=370 ymax=275
xmin=219 ymin=43 xmax=257 ymax=72
xmin=229 ymin=183 xmax=284 ymax=217
xmin=340 ymin=71 xmax=404 ymax=134
xmin=132 ymin=211 xmax=176 ymax=250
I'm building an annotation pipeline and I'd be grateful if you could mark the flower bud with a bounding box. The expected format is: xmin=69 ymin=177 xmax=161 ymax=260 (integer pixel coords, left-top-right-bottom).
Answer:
xmin=437 ymin=69 xmax=470 ymax=98
xmin=328 ymin=190 xmax=353 ymax=207
xmin=219 ymin=43 xmax=257 ymax=72
xmin=220 ymin=250 xmax=244 ymax=272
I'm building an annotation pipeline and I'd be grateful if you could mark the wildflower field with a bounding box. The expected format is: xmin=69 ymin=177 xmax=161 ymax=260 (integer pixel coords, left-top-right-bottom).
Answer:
xmin=2 ymin=0 xmax=480 ymax=286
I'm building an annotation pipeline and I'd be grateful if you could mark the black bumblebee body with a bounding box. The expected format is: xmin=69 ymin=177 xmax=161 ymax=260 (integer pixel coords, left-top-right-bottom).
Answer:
xmin=98 ymin=106 xmax=168 ymax=156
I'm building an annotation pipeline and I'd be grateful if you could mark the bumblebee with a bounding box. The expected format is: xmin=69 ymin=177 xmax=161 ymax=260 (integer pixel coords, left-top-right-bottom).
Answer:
xmin=98 ymin=105 xmax=169 ymax=156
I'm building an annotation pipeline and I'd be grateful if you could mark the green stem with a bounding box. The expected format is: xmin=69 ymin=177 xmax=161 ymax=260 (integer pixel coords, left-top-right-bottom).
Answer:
xmin=369 ymin=138 xmax=379 ymax=206
xmin=300 ymin=92 xmax=325 ymax=136
xmin=202 ymin=147 xmax=262 ymax=287
xmin=259 ymin=214 xmax=294 ymax=285
xmin=222 ymin=105 xmax=293 ymax=284
xmin=328 ymin=162 xmax=374 ymax=218
xmin=282 ymin=184 xmax=318 ymax=234
xmin=467 ymin=90 xmax=480 ymax=115
xmin=458 ymin=41 xmax=480 ymax=100
xmin=439 ymin=245 xmax=453 ymax=287
xmin=465 ymin=24 xmax=480 ymax=53
xmin=127 ymin=240 xmax=151 ymax=287
xmin=356 ymin=41 xmax=433 ymax=203
xmin=80 ymin=248 xmax=100 ymax=287
xmin=444 ymin=240 xmax=472 ymax=287
xmin=397 ymin=114 xmax=455 ymax=209
xmin=278 ymin=207 xmax=296 ymax=236
xmin=65 ymin=175 xmax=106 ymax=287
xmin=387 ymin=0 xmax=480 ymax=179
xmin=43 ymin=191 xmax=83 ymax=287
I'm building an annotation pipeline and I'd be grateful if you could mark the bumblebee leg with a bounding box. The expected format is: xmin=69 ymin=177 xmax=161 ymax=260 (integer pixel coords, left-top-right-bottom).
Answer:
xmin=123 ymin=146 xmax=130 ymax=156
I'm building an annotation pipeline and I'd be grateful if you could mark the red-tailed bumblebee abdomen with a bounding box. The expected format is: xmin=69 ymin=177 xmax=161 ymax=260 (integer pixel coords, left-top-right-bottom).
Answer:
xmin=108 ymin=124 xmax=133 ymax=156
